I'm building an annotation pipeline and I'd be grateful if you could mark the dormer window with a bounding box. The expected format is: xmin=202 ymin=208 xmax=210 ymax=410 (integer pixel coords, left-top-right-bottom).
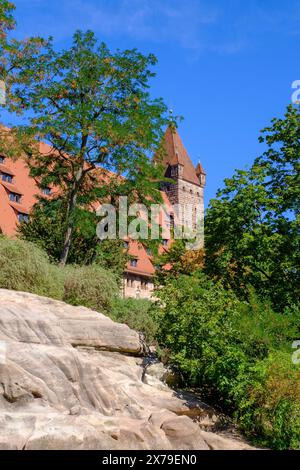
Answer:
xmin=130 ymin=258 xmax=138 ymax=267
xmin=1 ymin=172 xmax=13 ymax=183
xmin=18 ymin=213 xmax=29 ymax=223
xmin=146 ymin=248 xmax=152 ymax=256
xmin=123 ymin=240 xmax=129 ymax=249
xmin=9 ymin=192 xmax=21 ymax=203
xmin=42 ymin=187 xmax=51 ymax=196
xmin=0 ymin=156 xmax=5 ymax=163
xmin=162 ymin=239 xmax=168 ymax=246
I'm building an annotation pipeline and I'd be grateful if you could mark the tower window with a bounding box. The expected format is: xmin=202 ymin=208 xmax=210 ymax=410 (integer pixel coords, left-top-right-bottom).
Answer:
xmin=9 ymin=192 xmax=21 ymax=203
xmin=130 ymin=258 xmax=138 ymax=267
xmin=170 ymin=213 xmax=175 ymax=229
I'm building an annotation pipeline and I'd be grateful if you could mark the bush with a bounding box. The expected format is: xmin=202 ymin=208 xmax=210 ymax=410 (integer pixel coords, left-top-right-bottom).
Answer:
xmin=0 ymin=236 xmax=64 ymax=299
xmin=63 ymin=264 xmax=119 ymax=313
xmin=154 ymin=271 xmax=300 ymax=449
xmin=236 ymin=352 xmax=300 ymax=449
xmin=0 ymin=236 xmax=121 ymax=315
xmin=110 ymin=297 xmax=157 ymax=343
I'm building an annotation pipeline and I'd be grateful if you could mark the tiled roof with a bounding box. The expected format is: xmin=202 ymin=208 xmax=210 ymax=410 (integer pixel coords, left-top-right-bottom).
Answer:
xmin=0 ymin=164 xmax=15 ymax=176
xmin=162 ymin=126 xmax=201 ymax=186
xmin=0 ymin=126 xmax=197 ymax=277
xmin=0 ymin=180 xmax=23 ymax=194
xmin=9 ymin=201 xmax=29 ymax=214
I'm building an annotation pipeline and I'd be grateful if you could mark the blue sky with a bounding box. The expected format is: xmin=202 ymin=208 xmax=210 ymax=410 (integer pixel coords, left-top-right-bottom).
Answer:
xmin=5 ymin=0 xmax=300 ymax=205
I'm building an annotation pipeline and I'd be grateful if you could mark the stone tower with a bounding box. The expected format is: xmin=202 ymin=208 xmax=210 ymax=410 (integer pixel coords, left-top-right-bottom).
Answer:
xmin=160 ymin=126 xmax=206 ymax=247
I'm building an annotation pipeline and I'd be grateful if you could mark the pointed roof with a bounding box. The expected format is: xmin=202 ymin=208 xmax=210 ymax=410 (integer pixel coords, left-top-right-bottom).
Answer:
xmin=161 ymin=126 xmax=201 ymax=186
xmin=195 ymin=161 xmax=206 ymax=176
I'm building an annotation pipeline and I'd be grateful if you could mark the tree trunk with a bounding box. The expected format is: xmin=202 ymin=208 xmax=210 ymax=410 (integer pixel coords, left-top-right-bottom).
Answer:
xmin=59 ymin=166 xmax=84 ymax=266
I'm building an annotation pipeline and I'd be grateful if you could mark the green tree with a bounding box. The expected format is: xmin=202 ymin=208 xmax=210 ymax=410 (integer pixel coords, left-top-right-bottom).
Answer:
xmin=205 ymin=105 xmax=300 ymax=310
xmin=0 ymin=1 xmax=46 ymax=154
xmin=19 ymin=198 xmax=129 ymax=279
xmin=153 ymin=271 xmax=300 ymax=449
xmin=12 ymin=30 xmax=170 ymax=265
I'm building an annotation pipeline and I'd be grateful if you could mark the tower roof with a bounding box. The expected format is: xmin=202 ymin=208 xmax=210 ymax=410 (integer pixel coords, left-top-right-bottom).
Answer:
xmin=195 ymin=161 xmax=206 ymax=176
xmin=161 ymin=126 xmax=201 ymax=186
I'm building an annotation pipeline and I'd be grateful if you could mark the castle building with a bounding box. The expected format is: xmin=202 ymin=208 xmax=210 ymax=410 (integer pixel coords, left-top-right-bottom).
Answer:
xmin=0 ymin=126 xmax=205 ymax=299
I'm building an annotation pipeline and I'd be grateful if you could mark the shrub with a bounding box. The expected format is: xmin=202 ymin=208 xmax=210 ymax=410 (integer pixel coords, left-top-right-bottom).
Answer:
xmin=110 ymin=297 xmax=157 ymax=343
xmin=63 ymin=264 xmax=119 ymax=313
xmin=236 ymin=352 xmax=300 ymax=449
xmin=0 ymin=236 xmax=63 ymax=299
xmin=154 ymin=271 xmax=300 ymax=448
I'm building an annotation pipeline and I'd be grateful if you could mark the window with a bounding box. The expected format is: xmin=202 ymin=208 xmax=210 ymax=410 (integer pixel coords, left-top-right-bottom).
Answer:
xmin=146 ymin=248 xmax=152 ymax=256
xmin=162 ymin=239 xmax=168 ymax=246
xmin=123 ymin=240 xmax=129 ymax=249
xmin=0 ymin=156 xmax=5 ymax=163
xmin=18 ymin=213 xmax=29 ymax=223
xmin=130 ymin=259 xmax=138 ymax=267
xmin=9 ymin=192 xmax=21 ymax=203
xmin=42 ymin=187 xmax=51 ymax=196
xmin=170 ymin=213 xmax=174 ymax=230
xmin=1 ymin=172 xmax=13 ymax=183
xmin=141 ymin=280 xmax=148 ymax=290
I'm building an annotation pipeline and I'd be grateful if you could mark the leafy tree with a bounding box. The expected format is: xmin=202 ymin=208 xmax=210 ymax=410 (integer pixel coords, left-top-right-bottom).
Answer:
xmin=0 ymin=1 xmax=46 ymax=154
xmin=12 ymin=30 xmax=170 ymax=265
xmin=19 ymin=198 xmax=129 ymax=279
xmin=0 ymin=1 xmax=15 ymax=45
xmin=153 ymin=271 xmax=300 ymax=449
xmin=205 ymin=105 xmax=300 ymax=310
xmin=154 ymin=238 xmax=205 ymax=285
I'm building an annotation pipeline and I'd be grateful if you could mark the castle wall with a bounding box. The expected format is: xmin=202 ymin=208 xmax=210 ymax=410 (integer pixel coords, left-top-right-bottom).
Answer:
xmin=123 ymin=274 xmax=154 ymax=299
xmin=163 ymin=178 xmax=204 ymax=248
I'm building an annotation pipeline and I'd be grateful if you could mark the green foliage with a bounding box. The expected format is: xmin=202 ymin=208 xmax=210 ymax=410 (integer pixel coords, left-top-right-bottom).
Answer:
xmin=19 ymin=199 xmax=129 ymax=280
xmin=235 ymin=352 xmax=300 ymax=449
xmin=0 ymin=236 xmax=64 ymax=299
xmin=63 ymin=264 xmax=119 ymax=313
xmin=0 ymin=1 xmax=46 ymax=157
xmin=154 ymin=239 xmax=205 ymax=285
xmin=111 ymin=297 xmax=156 ymax=342
xmin=154 ymin=271 xmax=300 ymax=448
xmin=205 ymin=104 xmax=300 ymax=311
xmin=0 ymin=236 xmax=120 ymax=314
xmin=11 ymin=30 xmax=171 ymax=264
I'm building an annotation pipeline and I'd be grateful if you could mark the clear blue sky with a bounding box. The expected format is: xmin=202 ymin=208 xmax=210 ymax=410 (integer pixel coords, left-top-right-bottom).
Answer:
xmin=5 ymin=0 xmax=300 ymax=206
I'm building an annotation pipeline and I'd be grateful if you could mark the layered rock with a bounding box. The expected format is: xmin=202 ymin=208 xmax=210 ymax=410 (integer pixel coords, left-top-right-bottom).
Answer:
xmin=0 ymin=289 xmax=254 ymax=450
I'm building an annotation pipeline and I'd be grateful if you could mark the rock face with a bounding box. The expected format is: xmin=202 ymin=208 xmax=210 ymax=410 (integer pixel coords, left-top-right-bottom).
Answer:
xmin=0 ymin=289 xmax=254 ymax=450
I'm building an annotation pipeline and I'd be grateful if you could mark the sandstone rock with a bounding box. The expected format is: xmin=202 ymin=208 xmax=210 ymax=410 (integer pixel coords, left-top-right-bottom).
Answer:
xmin=0 ymin=289 xmax=254 ymax=450
xmin=200 ymin=430 xmax=256 ymax=450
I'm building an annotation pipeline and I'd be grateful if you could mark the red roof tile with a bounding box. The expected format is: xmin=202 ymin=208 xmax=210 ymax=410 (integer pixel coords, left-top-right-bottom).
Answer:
xmin=162 ymin=126 xmax=201 ymax=186
xmin=0 ymin=164 xmax=15 ymax=176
